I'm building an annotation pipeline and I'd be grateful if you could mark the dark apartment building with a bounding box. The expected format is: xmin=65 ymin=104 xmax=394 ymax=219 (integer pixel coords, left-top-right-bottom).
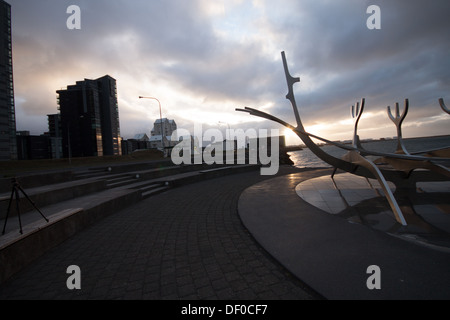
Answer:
xmin=15 ymin=115 xmax=62 ymax=160
xmin=47 ymin=113 xmax=62 ymax=159
xmin=16 ymin=131 xmax=50 ymax=160
xmin=0 ymin=0 xmax=17 ymax=160
xmin=56 ymin=75 xmax=121 ymax=158
xmin=47 ymin=113 xmax=62 ymax=138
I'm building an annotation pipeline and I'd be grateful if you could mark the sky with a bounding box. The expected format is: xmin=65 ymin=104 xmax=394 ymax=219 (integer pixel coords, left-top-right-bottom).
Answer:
xmin=9 ymin=0 xmax=450 ymax=145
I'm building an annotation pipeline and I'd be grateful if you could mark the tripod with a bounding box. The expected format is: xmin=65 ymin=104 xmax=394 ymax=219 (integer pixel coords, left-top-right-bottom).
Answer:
xmin=2 ymin=178 xmax=49 ymax=235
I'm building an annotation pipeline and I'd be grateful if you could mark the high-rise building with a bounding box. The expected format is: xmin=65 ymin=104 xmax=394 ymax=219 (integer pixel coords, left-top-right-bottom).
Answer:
xmin=0 ymin=0 xmax=17 ymax=160
xmin=56 ymin=75 xmax=121 ymax=158
xmin=96 ymin=75 xmax=121 ymax=156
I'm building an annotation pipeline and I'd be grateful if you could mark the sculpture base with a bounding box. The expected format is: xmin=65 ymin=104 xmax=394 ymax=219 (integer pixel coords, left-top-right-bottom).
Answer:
xmin=295 ymin=172 xmax=450 ymax=250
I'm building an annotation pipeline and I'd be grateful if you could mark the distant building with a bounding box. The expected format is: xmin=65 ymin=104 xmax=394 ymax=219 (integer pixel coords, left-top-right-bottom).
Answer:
xmin=133 ymin=133 xmax=150 ymax=141
xmin=149 ymin=134 xmax=171 ymax=150
xmin=0 ymin=0 xmax=17 ymax=160
xmin=151 ymin=118 xmax=176 ymax=137
xmin=47 ymin=114 xmax=62 ymax=159
xmin=16 ymin=115 xmax=63 ymax=160
xmin=130 ymin=133 xmax=150 ymax=151
xmin=56 ymin=75 xmax=122 ymax=158
xmin=121 ymin=138 xmax=130 ymax=155
xmin=150 ymin=118 xmax=177 ymax=150
xmin=47 ymin=114 xmax=62 ymax=138
xmin=16 ymin=131 xmax=50 ymax=160
xmin=121 ymin=134 xmax=152 ymax=155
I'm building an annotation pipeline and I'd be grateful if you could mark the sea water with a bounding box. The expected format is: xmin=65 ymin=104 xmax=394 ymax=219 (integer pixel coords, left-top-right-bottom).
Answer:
xmin=288 ymin=135 xmax=450 ymax=168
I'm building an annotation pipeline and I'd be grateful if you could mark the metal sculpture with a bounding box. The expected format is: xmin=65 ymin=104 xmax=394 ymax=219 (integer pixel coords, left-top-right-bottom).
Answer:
xmin=440 ymin=98 xmax=450 ymax=114
xmin=237 ymin=51 xmax=450 ymax=226
xmin=351 ymin=99 xmax=365 ymax=150
xmin=387 ymin=100 xmax=409 ymax=154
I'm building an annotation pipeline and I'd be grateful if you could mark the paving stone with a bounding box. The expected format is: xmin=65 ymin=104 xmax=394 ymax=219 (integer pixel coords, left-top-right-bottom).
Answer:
xmin=0 ymin=166 xmax=320 ymax=300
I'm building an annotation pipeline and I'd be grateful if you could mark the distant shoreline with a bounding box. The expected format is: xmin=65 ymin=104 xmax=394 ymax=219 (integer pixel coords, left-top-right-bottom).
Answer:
xmin=286 ymin=134 xmax=450 ymax=149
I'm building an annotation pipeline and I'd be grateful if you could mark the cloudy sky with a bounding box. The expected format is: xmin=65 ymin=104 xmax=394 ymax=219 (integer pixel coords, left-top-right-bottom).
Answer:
xmin=9 ymin=0 xmax=450 ymax=145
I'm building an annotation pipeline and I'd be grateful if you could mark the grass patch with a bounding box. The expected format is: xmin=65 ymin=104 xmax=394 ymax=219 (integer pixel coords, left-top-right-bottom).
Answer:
xmin=1 ymin=149 xmax=165 ymax=177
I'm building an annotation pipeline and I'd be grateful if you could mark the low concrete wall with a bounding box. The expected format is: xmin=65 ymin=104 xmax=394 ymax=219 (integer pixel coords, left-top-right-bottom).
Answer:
xmin=0 ymin=171 xmax=75 ymax=193
xmin=0 ymin=179 xmax=107 ymax=220
xmin=87 ymin=159 xmax=174 ymax=174
xmin=0 ymin=189 xmax=140 ymax=284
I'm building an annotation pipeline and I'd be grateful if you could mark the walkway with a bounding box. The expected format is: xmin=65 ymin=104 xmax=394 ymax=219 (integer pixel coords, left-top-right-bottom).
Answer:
xmin=0 ymin=166 xmax=321 ymax=300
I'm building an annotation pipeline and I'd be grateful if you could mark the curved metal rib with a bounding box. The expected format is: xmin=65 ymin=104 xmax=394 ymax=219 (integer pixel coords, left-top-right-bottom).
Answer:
xmin=238 ymin=105 xmax=450 ymax=182
xmin=382 ymin=99 xmax=450 ymax=177
xmin=281 ymin=51 xmax=302 ymax=128
xmin=377 ymin=156 xmax=450 ymax=179
xmin=237 ymin=112 xmax=450 ymax=163
xmin=277 ymin=52 xmax=449 ymax=163
xmin=439 ymin=98 xmax=450 ymax=114
xmin=387 ymin=99 xmax=409 ymax=154
xmin=405 ymin=99 xmax=449 ymax=156
xmin=278 ymin=51 xmax=358 ymax=174
xmin=351 ymin=99 xmax=365 ymax=149
xmin=342 ymin=151 xmax=407 ymax=225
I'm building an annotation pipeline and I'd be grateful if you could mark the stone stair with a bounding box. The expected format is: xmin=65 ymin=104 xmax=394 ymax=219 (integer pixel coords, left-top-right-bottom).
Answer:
xmin=0 ymin=161 xmax=260 ymax=283
xmin=138 ymin=182 xmax=170 ymax=199
xmin=106 ymin=174 xmax=140 ymax=188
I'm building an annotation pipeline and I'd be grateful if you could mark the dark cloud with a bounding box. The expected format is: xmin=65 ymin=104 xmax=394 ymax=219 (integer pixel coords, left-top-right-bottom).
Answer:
xmin=8 ymin=0 xmax=450 ymax=141
xmin=266 ymin=0 xmax=450 ymax=139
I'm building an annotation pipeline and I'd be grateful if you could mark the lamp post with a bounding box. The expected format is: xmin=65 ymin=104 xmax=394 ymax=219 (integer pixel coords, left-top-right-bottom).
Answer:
xmin=139 ymin=96 xmax=165 ymax=157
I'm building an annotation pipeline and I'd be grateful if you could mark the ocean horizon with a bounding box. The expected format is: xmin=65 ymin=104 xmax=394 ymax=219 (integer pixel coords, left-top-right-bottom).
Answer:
xmin=288 ymin=135 xmax=450 ymax=168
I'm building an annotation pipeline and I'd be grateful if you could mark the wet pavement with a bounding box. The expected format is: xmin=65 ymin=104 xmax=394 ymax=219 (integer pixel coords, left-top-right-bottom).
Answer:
xmin=296 ymin=172 xmax=450 ymax=249
xmin=238 ymin=169 xmax=450 ymax=299
xmin=0 ymin=166 xmax=321 ymax=300
xmin=1 ymin=165 xmax=449 ymax=300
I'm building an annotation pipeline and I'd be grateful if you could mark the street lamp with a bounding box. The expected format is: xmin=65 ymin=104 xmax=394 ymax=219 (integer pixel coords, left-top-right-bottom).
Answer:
xmin=139 ymin=96 xmax=165 ymax=157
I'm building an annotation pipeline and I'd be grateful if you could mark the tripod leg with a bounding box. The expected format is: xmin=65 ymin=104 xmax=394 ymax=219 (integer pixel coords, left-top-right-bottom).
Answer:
xmin=1 ymin=187 xmax=15 ymax=235
xmin=17 ymin=185 xmax=49 ymax=222
xmin=15 ymin=188 xmax=23 ymax=234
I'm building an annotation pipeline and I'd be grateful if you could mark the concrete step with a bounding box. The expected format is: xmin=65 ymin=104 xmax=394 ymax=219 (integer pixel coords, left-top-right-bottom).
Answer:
xmin=73 ymin=171 xmax=106 ymax=180
xmin=139 ymin=182 xmax=166 ymax=192
xmin=0 ymin=162 xmax=262 ymax=284
xmin=107 ymin=179 xmax=139 ymax=188
xmin=141 ymin=185 xmax=170 ymax=198
xmin=121 ymin=179 xmax=169 ymax=198
xmin=105 ymin=174 xmax=140 ymax=188
xmin=106 ymin=176 xmax=132 ymax=183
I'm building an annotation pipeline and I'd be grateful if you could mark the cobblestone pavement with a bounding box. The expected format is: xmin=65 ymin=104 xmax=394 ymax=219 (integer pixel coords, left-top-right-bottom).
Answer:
xmin=0 ymin=166 xmax=323 ymax=300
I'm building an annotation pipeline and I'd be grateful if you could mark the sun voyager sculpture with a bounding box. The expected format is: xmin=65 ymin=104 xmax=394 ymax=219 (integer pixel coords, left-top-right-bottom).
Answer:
xmin=237 ymin=51 xmax=450 ymax=227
